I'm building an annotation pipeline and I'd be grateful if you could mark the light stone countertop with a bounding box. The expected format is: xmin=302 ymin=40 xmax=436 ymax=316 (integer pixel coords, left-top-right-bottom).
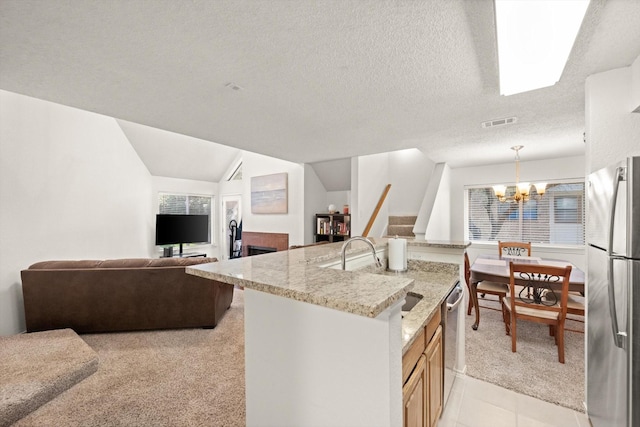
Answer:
xmin=187 ymin=237 xmax=462 ymax=329
xmin=406 ymin=239 xmax=470 ymax=249
xmin=359 ymin=260 xmax=460 ymax=354
xmin=187 ymin=238 xmax=413 ymax=318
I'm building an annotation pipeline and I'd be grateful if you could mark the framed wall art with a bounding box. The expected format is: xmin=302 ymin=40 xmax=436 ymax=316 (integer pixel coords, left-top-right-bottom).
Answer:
xmin=250 ymin=172 xmax=288 ymax=214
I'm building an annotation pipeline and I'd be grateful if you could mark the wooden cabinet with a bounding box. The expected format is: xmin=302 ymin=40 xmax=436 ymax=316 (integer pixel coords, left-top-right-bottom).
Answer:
xmin=402 ymin=307 xmax=443 ymax=427
xmin=314 ymin=213 xmax=350 ymax=243
xmin=403 ymin=355 xmax=427 ymax=427
xmin=425 ymin=325 xmax=443 ymax=427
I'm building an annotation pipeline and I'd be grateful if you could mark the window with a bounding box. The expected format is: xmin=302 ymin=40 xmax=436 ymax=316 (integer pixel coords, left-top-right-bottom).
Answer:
xmin=227 ymin=162 xmax=242 ymax=181
xmin=467 ymin=180 xmax=585 ymax=245
xmin=159 ymin=193 xmax=213 ymax=244
xmin=554 ymin=195 xmax=582 ymax=223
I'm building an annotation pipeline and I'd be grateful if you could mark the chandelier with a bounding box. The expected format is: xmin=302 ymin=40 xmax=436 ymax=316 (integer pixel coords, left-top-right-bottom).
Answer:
xmin=493 ymin=145 xmax=546 ymax=203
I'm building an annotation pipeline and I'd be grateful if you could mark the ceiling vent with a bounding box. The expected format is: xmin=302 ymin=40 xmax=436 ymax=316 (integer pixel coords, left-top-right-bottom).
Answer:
xmin=225 ymin=82 xmax=243 ymax=91
xmin=481 ymin=116 xmax=517 ymax=129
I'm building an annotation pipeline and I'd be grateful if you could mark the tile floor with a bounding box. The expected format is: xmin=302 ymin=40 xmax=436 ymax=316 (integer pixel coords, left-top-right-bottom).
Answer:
xmin=438 ymin=375 xmax=590 ymax=427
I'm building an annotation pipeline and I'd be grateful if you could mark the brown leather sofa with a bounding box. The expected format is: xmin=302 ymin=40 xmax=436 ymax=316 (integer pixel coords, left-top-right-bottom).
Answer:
xmin=21 ymin=257 xmax=233 ymax=333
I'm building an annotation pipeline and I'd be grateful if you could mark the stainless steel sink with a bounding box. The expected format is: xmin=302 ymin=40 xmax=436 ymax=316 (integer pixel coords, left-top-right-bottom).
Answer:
xmin=401 ymin=292 xmax=423 ymax=317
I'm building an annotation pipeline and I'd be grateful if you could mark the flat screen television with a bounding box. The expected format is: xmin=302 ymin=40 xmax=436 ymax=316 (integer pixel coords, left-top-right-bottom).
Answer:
xmin=155 ymin=214 xmax=209 ymax=255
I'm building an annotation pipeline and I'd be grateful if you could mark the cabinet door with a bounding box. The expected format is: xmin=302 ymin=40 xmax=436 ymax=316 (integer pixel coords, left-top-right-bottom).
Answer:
xmin=403 ymin=354 xmax=427 ymax=427
xmin=425 ymin=325 xmax=443 ymax=427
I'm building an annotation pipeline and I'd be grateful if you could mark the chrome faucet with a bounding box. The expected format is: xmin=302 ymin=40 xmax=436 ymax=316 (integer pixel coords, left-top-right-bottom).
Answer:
xmin=340 ymin=236 xmax=383 ymax=270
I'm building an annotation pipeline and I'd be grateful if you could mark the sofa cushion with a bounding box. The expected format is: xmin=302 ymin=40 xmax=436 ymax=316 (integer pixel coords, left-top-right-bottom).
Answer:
xmin=98 ymin=259 xmax=153 ymax=268
xmin=28 ymin=260 xmax=103 ymax=270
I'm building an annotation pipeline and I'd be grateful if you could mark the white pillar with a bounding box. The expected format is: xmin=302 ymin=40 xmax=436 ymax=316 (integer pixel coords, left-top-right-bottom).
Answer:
xmin=413 ymin=163 xmax=445 ymax=239
xmin=244 ymin=288 xmax=403 ymax=427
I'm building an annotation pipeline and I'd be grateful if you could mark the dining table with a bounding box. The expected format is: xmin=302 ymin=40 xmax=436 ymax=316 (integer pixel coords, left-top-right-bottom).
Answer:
xmin=468 ymin=254 xmax=585 ymax=331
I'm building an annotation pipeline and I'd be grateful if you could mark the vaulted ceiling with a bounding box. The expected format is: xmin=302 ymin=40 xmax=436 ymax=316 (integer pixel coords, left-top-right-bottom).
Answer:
xmin=1 ymin=0 xmax=639 ymax=171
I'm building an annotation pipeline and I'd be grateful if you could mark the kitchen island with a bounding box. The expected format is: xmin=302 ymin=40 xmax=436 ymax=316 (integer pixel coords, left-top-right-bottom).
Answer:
xmin=187 ymin=237 xmax=469 ymax=427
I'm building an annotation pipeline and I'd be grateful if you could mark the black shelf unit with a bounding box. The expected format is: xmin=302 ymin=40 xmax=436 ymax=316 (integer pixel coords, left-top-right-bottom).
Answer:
xmin=314 ymin=213 xmax=351 ymax=243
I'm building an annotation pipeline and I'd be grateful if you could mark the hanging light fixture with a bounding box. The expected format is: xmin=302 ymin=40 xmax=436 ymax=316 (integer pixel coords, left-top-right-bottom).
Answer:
xmin=493 ymin=146 xmax=546 ymax=203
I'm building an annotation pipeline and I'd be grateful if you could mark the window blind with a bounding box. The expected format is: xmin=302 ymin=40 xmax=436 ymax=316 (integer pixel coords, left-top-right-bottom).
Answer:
xmin=467 ymin=181 xmax=584 ymax=245
xmin=159 ymin=193 xmax=213 ymax=243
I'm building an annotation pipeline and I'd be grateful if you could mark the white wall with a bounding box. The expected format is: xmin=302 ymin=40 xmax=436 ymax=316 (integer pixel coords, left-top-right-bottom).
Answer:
xmin=632 ymin=55 xmax=640 ymax=113
xmin=414 ymin=163 xmax=444 ymax=239
xmin=304 ymin=164 xmax=329 ymax=244
xmin=0 ymin=90 xmax=154 ymax=335
xmin=351 ymin=153 xmax=390 ymax=237
xmin=219 ymin=178 xmax=243 ymax=198
xmin=388 ymin=149 xmax=435 ymax=215
xmin=152 ymin=176 xmax=219 ymax=259
xmin=585 ymin=55 xmax=640 ymax=173
xmin=425 ymin=163 xmax=451 ymax=240
xmin=244 ymin=288 xmax=402 ymax=426
xmin=326 ymin=190 xmax=350 ymax=212
xmin=218 ymin=153 xmax=245 ymax=259
xmin=242 ymin=151 xmax=305 ymax=246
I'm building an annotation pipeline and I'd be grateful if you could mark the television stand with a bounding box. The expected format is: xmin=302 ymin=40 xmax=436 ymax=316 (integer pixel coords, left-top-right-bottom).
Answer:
xmin=161 ymin=252 xmax=207 ymax=259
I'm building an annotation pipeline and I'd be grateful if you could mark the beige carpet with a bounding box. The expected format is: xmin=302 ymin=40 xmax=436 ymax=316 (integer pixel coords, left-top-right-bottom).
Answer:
xmin=465 ymin=298 xmax=585 ymax=411
xmin=0 ymin=329 xmax=99 ymax=427
xmin=15 ymin=289 xmax=246 ymax=427
xmin=9 ymin=289 xmax=582 ymax=425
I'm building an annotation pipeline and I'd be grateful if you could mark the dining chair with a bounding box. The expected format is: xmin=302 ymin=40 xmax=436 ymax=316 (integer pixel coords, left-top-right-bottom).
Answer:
xmin=472 ymin=242 xmax=532 ymax=313
xmin=502 ymin=262 xmax=572 ymax=363
xmin=565 ymin=293 xmax=586 ymax=331
xmin=465 ymin=252 xmax=510 ymax=316
xmin=498 ymin=241 xmax=532 ymax=257
xmin=566 ymin=294 xmax=585 ymax=317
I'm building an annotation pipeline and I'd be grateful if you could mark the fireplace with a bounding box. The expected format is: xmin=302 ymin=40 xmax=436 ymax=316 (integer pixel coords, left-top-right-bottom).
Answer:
xmin=241 ymin=231 xmax=289 ymax=257
xmin=247 ymin=245 xmax=277 ymax=256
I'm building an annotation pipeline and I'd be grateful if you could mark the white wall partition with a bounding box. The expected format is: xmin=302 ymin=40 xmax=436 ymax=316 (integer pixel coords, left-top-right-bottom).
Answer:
xmin=218 ymin=157 xmax=245 ymax=256
xmin=303 ymin=164 xmax=329 ymax=244
xmin=632 ymin=55 xmax=640 ymax=112
xmin=244 ymin=288 xmax=403 ymax=426
xmin=0 ymin=90 xmax=154 ymax=335
xmin=388 ymin=148 xmax=435 ymax=216
xmin=425 ymin=163 xmax=452 ymax=240
xmin=241 ymin=151 xmax=305 ymax=246
xmin=585 ymin=55 xmax=640 ymax=173
xmin=351 ymin=153 xmax=390 ymax=237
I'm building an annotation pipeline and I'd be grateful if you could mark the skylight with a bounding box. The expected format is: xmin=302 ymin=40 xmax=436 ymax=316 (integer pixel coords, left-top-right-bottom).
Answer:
xmin=495 ymin=0 xmax=590 ymax=96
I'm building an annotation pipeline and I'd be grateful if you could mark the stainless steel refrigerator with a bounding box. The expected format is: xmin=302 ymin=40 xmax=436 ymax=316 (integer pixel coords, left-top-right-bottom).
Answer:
xmin=587 ymin=156 xmax=639 ymax=427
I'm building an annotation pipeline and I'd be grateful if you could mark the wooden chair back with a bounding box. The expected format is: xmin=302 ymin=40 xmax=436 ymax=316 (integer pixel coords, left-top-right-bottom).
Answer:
xmin=506 ymin=262 xmax=573 ymax=363
xmin=464 ymin=252 xmax=471 ymax=287
xmin=508 ymin=262 xmax=572 ymax=319
xmin=499 ymin=241 xmax=532 ymax=257
xmin=466 ymin=251 xmax=510 ymax=316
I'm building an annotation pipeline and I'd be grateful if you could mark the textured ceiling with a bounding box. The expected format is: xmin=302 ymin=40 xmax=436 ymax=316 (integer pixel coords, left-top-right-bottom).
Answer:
xmin=1 ymin=0 xmax=639 ymax=170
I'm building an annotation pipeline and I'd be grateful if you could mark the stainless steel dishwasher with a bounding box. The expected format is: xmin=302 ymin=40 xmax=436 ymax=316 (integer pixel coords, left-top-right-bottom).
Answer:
xmin=443 ymin=281 xmax=464 ymax=406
